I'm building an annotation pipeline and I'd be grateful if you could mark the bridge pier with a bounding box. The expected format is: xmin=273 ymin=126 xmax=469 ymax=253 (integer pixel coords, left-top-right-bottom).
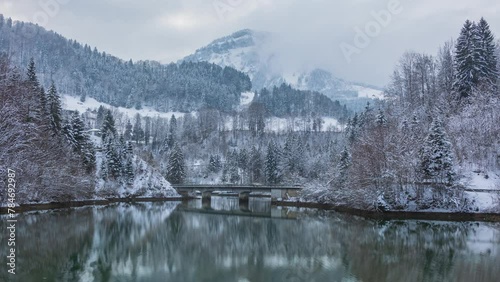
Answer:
xmin=239 ymin=191 xmax=250 ymax=204
xmin=201 ymin=191 xmax=212 ymax=208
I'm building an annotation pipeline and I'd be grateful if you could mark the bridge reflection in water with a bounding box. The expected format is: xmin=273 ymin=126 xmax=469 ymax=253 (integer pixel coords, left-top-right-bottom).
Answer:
xmin=173 ymin=184 xmax=302 ymax=204
xmin=179 ymin=196 xmax=301 ymax=220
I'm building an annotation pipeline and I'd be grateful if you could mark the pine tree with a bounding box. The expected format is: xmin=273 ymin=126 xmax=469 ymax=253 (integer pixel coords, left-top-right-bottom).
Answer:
xmin=166 ymin=144 xmax=185 ymax=184
xmin=38 ymin=86 xmax=47 ymax=120
xmin=265 ymin=140 xmax=281 ymax=184
xmin=475 ymin=18 xmax=498 ymax=89
xmin=101 ymin=110 xmax=116 ymax=141
xmin=337 ymin=146 xmax=351 ymax=186
xmin=144 ymin=117 xmax=151 ymax=145
xmin=26 ymin=58 xmax=39 ymax=89
xmin=125 ymin=141 xmax=134 ymax=185
xmin=250 ymin=146 xmax=263 ymax=183
xmin=376 ymin=109 xmax=387 ymax=126
xmin=96 ymin=106 xmax=106 ymax=129
xmin=124 ymin=120 xmax=133 ymax=141
xmin=66 ymin=111 xmax=96 ymax=173
xmin=454 ymin=20 xmax=480 ymax=99
xmin=420 ymin=119 xmax=455 ymax=184
xmin=208 ymin=155 xmax=216 ymax=173
xmin=125 ymin=158 xmax=134 ymax=185
xmin=238 ymin=149 xmax=248 ymax=170
xmin=229 ymin=165 xmax=240 ymax=184
xmin=208 ymin=154 xmax=222 ymax=173
xmin=132 ymin=114 xmax=144 ymax=144
xmin=25 ymin=58 xmax=41 ymax=122
xmin=105 ymin=138 xmax=122 ymax=179
xmin=47 ymin=82 xmax=63 ymax=134
xmin=167 ymin=115 xmax=177 ymax=147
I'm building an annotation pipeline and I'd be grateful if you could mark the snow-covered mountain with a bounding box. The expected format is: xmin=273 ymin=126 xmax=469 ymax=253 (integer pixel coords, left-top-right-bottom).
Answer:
xmin=182 ymin=29 xmax=384 ymax=109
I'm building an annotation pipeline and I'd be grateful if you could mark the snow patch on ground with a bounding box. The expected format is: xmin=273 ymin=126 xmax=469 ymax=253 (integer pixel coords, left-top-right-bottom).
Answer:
xmin=240 ymin=91 xmax=255 ymax=106
xmin=467 ymin=171 xmax=500 ymax=190
xmin=461 ymin=170 xmax=500 ymax=212
xmin=265 ymin=116 xmax=342 ymax=132
xmin=351 ymin=85 xmax=385 ymax=99
xmin=62 ymin=94 xmax=185 ymax=119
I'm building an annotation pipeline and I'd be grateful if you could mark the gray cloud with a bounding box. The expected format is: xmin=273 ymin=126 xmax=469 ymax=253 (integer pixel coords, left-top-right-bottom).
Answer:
xmin=3 ymin=0 xmax=500 ymax=87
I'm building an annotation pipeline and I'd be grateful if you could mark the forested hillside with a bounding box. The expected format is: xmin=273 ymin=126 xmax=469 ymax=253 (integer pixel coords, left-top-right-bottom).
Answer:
xmin=0 ymin=15 xmax=251 ymax=113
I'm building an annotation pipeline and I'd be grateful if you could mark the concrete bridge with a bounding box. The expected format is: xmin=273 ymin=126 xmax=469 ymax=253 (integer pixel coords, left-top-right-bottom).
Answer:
xmin=172 ymin=184 xmax=303 ymax=203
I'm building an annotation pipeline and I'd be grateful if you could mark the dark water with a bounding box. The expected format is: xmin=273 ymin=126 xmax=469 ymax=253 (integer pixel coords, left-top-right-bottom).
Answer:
xmin=1 ymin=197 xmax=500 ymax=282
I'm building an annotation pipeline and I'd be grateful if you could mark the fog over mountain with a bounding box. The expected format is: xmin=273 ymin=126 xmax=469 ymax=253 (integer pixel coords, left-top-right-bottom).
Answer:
xmin=182 ymin=29 xmax=384 ymax=110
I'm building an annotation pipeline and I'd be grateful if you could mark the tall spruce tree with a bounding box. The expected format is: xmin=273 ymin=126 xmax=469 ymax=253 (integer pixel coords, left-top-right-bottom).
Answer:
xmin=47 ymin=82 xmax=63 ymax=134
xmin=132 ymin=114 xmax=144 ymax=144
xmin=454 ymin=20 xmax=479 ymax=99
xmin=420 ymin=119 xmax=455 ymax=184
xmin=265 ymin=140 xmax=281 ymax=184
xmin=66 ymin=111 xmax=96 ymax=173
xmin=250 ymin=146 xmax=263 ymax=183
xmin=124 ymin=120 xmax=133 ymax=141
xmin=101 ymin=110 xmax=117 ymax=141
xmin=166 ymin=144 xmax=186 ymax=184
xmin=337 ymin=146 xmax=351 ymax=186
xmin=26 ymin=58 xmax=39 ymax=89
xmin=475 ymin=18 xmax=498 ymax=89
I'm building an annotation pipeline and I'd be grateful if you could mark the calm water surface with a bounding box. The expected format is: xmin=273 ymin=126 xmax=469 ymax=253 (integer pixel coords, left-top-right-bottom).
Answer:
xmin=1 ymin=197 xmax=500 ymax=282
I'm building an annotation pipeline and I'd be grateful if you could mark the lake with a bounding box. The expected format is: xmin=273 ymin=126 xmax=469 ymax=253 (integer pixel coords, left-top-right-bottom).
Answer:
xmin=1 ymin=197 xmax=500 ymax=282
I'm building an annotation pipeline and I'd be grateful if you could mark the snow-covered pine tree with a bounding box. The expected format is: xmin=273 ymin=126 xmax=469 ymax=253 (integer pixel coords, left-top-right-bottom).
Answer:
xmin=166 ymin=143 xmax=186 ymax=184
xmin=420 ymin=119 xmax=455 ymax=184
xmin=26 ymin=57 xmax=39 ymax=89
xmin=95 ymin=106 xmax=106 ymax=129
xmin=124 ymin=120 xmax=133 ymax=141
xmin=132 ymin=113 xmax=144 ymax=144
xmin=105 ymin=138 xmax=122 ymax=179
xmin=125 ymin=141 xmax=134 ymax=185
xmin=38 ymin=86 xmax=47 ymax=120
xmin=238 ymin=148 xmax=248 ymax=170
xmin=337 ymin=146 xmax=351 ymax=187
xmin=229 ymin=165 xmax=240 ymax=184
xmin=144 ymin=117 xmax=151 ymax=145
xmin=66 ymin=111 xmax=96 ymax=172
xmin=24 ymin=58 xmax=41 ymax=122
xmin=249 ymin=146 xmax=263 ymax=183
xmin=101 ymin=110 xmax=117 ymax=141
xmin=166 ymin=115 xmax=178 ymax=148
xmin=475 ymin=17 xmax=498 ymax=90
xmin=208 ymin=155 xmax=216 ymax=173
xmin=454 ymin=20 xmax=479 ymax=99
xmin=208 ymin=154 xmax=222 ymax=173
xmin=47 ymin=82 xmax=63 ymax=134
xmin=376 ymin=109 xmax=388 ymax=127
xmin=265 ymin=140 xmax=282 ymax=184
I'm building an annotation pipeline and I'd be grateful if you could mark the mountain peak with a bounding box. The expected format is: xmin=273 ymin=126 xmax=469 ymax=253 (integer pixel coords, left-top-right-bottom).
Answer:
xmin=182 ymin=29 xmax=383 ymax=110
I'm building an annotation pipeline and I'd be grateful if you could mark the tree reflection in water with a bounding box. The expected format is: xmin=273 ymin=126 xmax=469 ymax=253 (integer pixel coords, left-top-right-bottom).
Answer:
xmin=0 ymin=199 xmax=499 ymax=282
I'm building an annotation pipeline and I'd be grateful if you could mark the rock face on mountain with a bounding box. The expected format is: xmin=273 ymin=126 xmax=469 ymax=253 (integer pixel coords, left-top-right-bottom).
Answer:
xmin=182 ymin=29 xmax=383 ymax=110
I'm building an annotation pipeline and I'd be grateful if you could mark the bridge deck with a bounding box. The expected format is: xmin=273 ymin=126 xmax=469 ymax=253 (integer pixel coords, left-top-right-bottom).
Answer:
xmin=173 ymin=184 xmax=303 ymax=192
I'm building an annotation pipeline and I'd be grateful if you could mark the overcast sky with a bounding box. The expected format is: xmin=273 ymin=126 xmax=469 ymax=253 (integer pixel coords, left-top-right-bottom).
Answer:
xmin=2 ymin=0 xmax=499 ymax=87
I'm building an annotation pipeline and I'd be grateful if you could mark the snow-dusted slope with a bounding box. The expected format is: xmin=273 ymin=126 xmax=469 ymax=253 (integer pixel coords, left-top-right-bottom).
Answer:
xmin=62 ymin=94 xmax=186 ymax=120
xmin=182 ymin=29 xmax=384 ymax=104
xmin=61 ymin=95 xmax=180 ymax=199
